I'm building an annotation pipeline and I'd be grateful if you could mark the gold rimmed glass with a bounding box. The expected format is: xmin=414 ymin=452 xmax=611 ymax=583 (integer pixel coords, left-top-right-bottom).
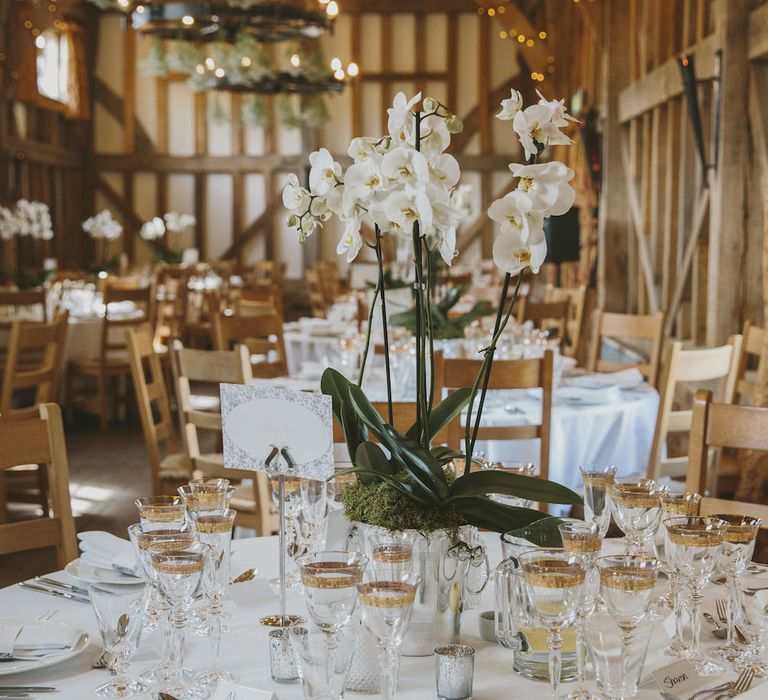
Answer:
xmin=135 ymin=496 xmax=186 ymax=531
xmin=713 ymin=514 xmax=762 ymax=664
xmin=610 ymin=477 xmax=666 ymax=556
xmin=368 ymin=530 xmax=417 ymax=582
xmin=357 ymin=574 xmax=420 ymax=700
xmin=559 ymin=521 xmax=601 ymax=700
xmin=580 ymin=465 xmax=616 ymax=538
xmin=518 ymin=549 xmax=587 ymax=700
xmin=188 ymin=478 xmax=230 ymax=492
xmin=660 ymin=492 xmax=701 ymax=516
xmin=664 ymin=516 xmax=728 ymax=676
xmin=177 ymin=484 xmax=234 ymax=514
xmin=191 ymin=508 xmax=237 ymax=686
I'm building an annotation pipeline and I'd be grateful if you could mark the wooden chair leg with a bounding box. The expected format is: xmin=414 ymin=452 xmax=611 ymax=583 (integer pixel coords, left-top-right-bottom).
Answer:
xmin=99 ymin=374 xmax=109 ymax=430
xmin=0 ymin=474 xmax=8 ymax=524
xmin=36 ymin=465 xmax=50 ymax=518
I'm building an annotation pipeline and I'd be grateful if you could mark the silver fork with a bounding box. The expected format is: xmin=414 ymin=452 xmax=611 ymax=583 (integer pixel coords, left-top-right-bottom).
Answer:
xmin=714 ymin=668 xmax=755 ymax=699
xmin=36 ymin=610 xmax=56 ymax=621
xmin=226 ymin=692 xmax=237 ymax=700
xmin=715 ymin=598 xmax=749 ymax=644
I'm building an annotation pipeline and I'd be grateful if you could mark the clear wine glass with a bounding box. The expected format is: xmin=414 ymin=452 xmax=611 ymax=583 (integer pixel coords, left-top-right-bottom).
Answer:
xmin=357 ymin=574 xmax=420 ymax=700
xmin=368 ymin=530 xmax=416 ymax=582
xmin=89 ymin=582 xmax=149 ymax=698
xmin=299 ymin=478 xmax=329 ymax=553
xmin=737 ymin=589 xmax=768 ymax=676
xmin=190 ymin=508 xmax=237 ymax=686
xmin=664 ymin=516 xmax=728 ymax=676
xmin=713 ymin=514 xmax=762 ymax=664
xmin=518 ymin=549 xmax=587 ymax=700
xmin=559 ymin=520 xmax=601 ymax=700
xmin=135 ymin=496 xmax=187 ymax=531
xmin=659 ymin=492 xmax=701 ymax=658
xmin=579 ymin=465 xmax=616 ymax=538
xmin=150 ymin=543 xmax=210 ymax=699
xmin=486 ymin=462 xmax=537 ymax=509
xmin=178 ymin=484 xmax=234 ymax=514
xmin=610 ymin=477 xmax=666 ymax=556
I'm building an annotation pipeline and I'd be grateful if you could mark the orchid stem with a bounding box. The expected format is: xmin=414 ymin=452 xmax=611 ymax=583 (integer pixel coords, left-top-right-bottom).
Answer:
xmin=375 ymin=226 xmax=394 ymax=424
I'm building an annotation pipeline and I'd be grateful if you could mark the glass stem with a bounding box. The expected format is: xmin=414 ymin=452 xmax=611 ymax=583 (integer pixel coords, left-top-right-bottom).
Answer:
xmin=673 ymin=582 xmax=685 ymax=647
xmin=210 ymin=594 xmax=223 ymax=667
xmin=324 ymin=632 xmax=338 ymax=690
xmin=576 ymin=617 xmax=586 ymax=684
xmin=169 ymin=606 xmax=187 ymax=683
xmin=726 ymin=572 xmax=736 ymax=649
xmin=691 ymin=588 xmax=704 ymax=660
xmin=380 ymin=643 xmax=399 ymax=700
xmin=547 ymin=627 xmax=563 ymax=700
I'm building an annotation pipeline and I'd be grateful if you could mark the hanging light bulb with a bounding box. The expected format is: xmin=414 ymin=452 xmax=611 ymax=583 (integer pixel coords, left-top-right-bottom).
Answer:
xmin=214 ymin=67 xmax=226 ymax=78
xmin=205 ymin=57 xmax=215 ymax=70
xmin=330 ymin=57 xmax=342 ymax=71
xmin=334 ymin=68 xmax=345 ymax=80
xmin=181 ymin=14 xmax=194 ymax=25
xmin=290 ymin=54 xmax=301 ymax=68
xmin=135 ymin=4 xmax=145 ymax=13
xmin=347 ymin=62 xmax=359 ymax=77
xmin=326 ymin=1 xmax=339 ymax=17
xmin=241 ymin=56 xmax=252 ymax=67
xmin=35 ymin=35 xmax=46 ymax=49
xmin=195 ymin=64 xmax=205 ymax=75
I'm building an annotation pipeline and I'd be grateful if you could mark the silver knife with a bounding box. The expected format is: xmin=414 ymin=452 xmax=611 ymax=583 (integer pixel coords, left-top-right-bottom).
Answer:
xmin=18 ymin=581 xmax=89 ymax=603
xmin=35 ymin=577 xmax=89 ymax=597
xmin=0 ymin=693 xmax=30 ymax=698
xmin=0 ymin=688 xmax=56 ymax=693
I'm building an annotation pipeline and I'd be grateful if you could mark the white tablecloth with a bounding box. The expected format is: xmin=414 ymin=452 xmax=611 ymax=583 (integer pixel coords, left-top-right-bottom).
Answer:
xmin=0 ymin=534 xmax=762 ymax=699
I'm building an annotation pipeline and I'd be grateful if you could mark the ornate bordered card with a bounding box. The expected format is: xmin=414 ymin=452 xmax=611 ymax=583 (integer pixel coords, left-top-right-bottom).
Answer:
xmin=220 ymin=383 xmax=334 ymax=481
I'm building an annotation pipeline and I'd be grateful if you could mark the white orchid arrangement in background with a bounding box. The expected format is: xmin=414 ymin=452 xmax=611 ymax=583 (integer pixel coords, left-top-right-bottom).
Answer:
xmin=82 ymin=209 xmax=123 ymax=241
xmin=140 ymin=216 xmax=166 ymax=241
xmin=0 ymin=200 xmax=54 ymax=241
xmin=163 ymin=212 xmax=197 ymax=234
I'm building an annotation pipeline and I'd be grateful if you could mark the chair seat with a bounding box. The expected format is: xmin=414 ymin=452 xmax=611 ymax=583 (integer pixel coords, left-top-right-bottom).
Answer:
xmin=70 ymin=356 xmax=131 ymax=374
xmin=159 ymin=453 xmax=193 ymax=481
xmin=189 ymin=395 xmax=221 ymax=413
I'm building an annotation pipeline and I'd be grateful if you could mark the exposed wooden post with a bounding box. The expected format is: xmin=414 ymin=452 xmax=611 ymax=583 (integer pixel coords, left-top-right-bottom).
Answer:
xmin=706 ymin=0 xmax=748 ymax=344
xmin=597 ymin=0 xmax=631 ymax=311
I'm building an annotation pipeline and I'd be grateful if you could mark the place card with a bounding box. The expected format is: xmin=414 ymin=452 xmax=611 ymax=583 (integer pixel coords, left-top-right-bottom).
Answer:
xmin=221 ymin=384 xmax=334 ymax=480
xmin=210 ymin=681 xmax=277 ymax=700
xmin=650 ymin=659 xmax=708 ymax=698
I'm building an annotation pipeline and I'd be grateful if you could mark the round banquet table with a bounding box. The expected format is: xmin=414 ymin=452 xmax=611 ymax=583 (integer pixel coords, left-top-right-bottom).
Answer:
xmin=0 ymin=533 xmax=761 ymax=699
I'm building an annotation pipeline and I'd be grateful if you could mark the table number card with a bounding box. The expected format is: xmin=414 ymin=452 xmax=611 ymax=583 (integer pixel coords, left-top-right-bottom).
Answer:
xmin=650 ymin=659 xmax=708 ymax=698
xmin=221 ymin=383 xmax=334 ymax=480
xmin=210 ymin=681 xmax=277 ymax=700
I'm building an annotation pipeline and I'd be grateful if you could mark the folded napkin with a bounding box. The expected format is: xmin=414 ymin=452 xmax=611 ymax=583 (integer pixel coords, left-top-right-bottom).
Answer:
xmin=567 ymin=368 xmax=644 ymax=389
xmin=0 ymin=624 xmax=80 ymax=659
xmin=78 ymin=531 xmax=139 ymax=577
xmin=554 ymin=385 xmax=622 ymax=405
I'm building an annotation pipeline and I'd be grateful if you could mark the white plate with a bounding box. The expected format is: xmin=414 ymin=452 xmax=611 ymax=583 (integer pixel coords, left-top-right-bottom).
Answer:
xmin=65 ymin=558 xmax=143 ymax=586
xmin=0 ymin=621 xmax=89 ymax=676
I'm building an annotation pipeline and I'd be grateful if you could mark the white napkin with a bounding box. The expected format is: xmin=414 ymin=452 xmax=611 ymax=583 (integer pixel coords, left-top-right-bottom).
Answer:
xmin=566 ymin=368 xmax=644 ymax=389
xmin=554 ymin=385 xmax=622 ymax=405
xmin=0 ymin=624 xmax=80 ymax=659
xmin=78 ymin=531 xmax=139 ymax=577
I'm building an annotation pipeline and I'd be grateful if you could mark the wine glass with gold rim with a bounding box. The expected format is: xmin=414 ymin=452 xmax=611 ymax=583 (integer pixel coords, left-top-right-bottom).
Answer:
xmin=610 ymin=478 xmax=666 ymax=557
xmin=580 ymin=465 xmax=616 ymax=538
xmin=135 ymin=496 xmax=186 ymax=531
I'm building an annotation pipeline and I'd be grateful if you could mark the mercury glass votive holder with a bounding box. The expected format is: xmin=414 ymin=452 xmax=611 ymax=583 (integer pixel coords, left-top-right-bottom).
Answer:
xmin=269 ymin=628 xmax=301 ymax=684
xmin=434 ymin=644 xmax=475 ymax=700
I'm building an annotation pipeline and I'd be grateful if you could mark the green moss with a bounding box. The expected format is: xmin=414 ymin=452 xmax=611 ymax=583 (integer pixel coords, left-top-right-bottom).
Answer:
xmin=342 ymin=479 xmax=465 ymax=533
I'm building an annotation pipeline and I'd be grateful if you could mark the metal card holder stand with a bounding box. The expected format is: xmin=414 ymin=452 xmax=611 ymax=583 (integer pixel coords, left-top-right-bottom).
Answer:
xmin=259 ymin=445 xmax=304 ymax=628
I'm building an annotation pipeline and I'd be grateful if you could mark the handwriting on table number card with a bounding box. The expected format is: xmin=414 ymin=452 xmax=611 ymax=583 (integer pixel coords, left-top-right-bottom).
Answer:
xmin=210 ymin=681 xmax=277 ymax=700
xmin=650 ymin=659 xmax=708 ymax=698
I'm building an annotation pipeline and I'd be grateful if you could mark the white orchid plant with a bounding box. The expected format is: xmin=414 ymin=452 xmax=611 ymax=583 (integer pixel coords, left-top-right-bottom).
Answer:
xmin=282 ymin=90 xmax=582 ymax=535
xmin=0 ymin=200 xmax=54 ymax=241
xmin=82 ymin=209 xmax=123 ymax=241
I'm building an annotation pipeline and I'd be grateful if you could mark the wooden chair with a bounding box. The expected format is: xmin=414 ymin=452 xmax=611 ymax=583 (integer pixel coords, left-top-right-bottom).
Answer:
xmin=174 ymin=344 xmax=277 ymax=536
xmin=517 ymin=298 xmax=570 ymax=340
xmin=545 ymin=284 xmax=587 ymax=357
xmin=735 ymin=321 xmax=768 ymax=406
xmin=647 ymin=336 xmax=743 ymax=482
xmin=154 ymin=267 xmax=190 ymax=350
xmin=238 ymin=284 xmax=283 ymax=315
xmin=67 ymin=283 xmax=154 ymax=429
xmin=687 ymin=389 xmax=768 ymax=524
xmin=0 ymin=289 xmax=47 ymax=326
xmin=0 ymin=404 xmax=77 ymax=568
xmin=212 ymin=311 xmax=289 ymax=378
xmin=587 ymin=309 xmax=665 ymax=385
xmin=442 ymin=351 xmax=554 ymax=481
xmin=126 ymin=325 xmax=192 ymax=497
xmin=306 ymin=269 xmax=327 ymax=318
xmin=317 ymin=261 xmax=341 ymax=305
xmin=185 ymin=288 xmax=222 ymax=348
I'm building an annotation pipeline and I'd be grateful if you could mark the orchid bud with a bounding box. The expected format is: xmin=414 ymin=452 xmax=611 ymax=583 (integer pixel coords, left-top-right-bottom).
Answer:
xmin=446 ymin=115 xmax=463 ymax=133
xmin=423 ymin=96 xmax=438 ymax=112
xmin=287 ymin=214 xmax=298 ymax=227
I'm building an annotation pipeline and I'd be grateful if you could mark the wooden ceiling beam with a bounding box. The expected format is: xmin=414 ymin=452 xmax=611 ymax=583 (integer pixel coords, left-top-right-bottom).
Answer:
xmin=342 ymin=0 xmax=477 ymax=12
xmin=474 ymin=0 xmax=550 ymax=71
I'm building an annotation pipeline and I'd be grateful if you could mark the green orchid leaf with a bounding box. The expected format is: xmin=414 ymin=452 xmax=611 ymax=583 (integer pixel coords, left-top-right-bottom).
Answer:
xmin=455 ymin=496 xmax=548 ymax=534
xmin=431 ymin=445 xmax=464 ymax=465
xmin=405 ymin=388 xmax=471 ymax=443
xmin=321 ymin=368 xmax=367 ymax=459
xmin=331 ymin=466 xmax=437 ymax=506
xmin=354 ymin=441 xmax=395 ymax=484
xmin=320 ymin=367 xmax=351 ymax=419
xmin=340 ymin=400 xmax=366 ymax=466
xmin=504 ymin=516 xmax=567 ymax=548
xmin=446 ymin=470 xmax=583 ymax=505
xmin=383 ymin=426 xmax=450 ymax=499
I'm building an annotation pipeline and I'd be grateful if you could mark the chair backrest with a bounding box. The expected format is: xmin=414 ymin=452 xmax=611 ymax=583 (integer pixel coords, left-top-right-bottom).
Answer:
xmin=236 ymin=298 xmax=278 ymax=318
xmin=100 ymin=283 xmax=154 ymax=364
xmin=735 ymin=321 xmax=768 ymax=406
xmin=648 ymin=336 xmax=743 ymax=481
xmin=0 ymin=312 xmax=69 ymax=421
xmin=306 ymin=269 xmax=327 ymax=318
xmin=0 ymin=404 xmax=77 ymax=568
xmin=517 ymin=298 xmax=570 ymax=340
xmin=238 ymin=285 xmax=283 ymax=316
xmin=154 ymin=269 xmax=190 ymax=348
xmin=442 ymin=351 xmax=554 ymax=481
xmin=212 ymin=311 xmax=288 ymax=378
xmin=317 ymin=261 xmax=341 ymax=304
xmin=0 ymin=289 xmax=47 ymax=325
xmin=687 ymin=389 xmax=768 ymax=524
xmin=126 ymin=324 xmax=179 ymax=496
xmin=587 ymin=309 xmax=665 ymax=385
xmin=545 ymin=284 xmax=587 ymax=357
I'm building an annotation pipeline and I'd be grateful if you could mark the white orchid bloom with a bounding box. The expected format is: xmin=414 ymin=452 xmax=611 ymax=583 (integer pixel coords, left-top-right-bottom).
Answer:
xmin=344 ymin=159 xmax=386 ymax=203
xmin=509 ymin=161 xmax=575 ymax=217
xmin=487 ymin=190 xmax=538 ymax=241
xmin=513 ymin=104 xmax=573 ymax=160
xmin=382 ymin=189 xmax=433 ymax=235
xmin=336 ymin=219 xmax=364 ymax=262
xmin=497 ymin=89 xmax=523 ymax=121
xmin=493 ymin=226 xmax=547 ymax=275
xmin=429 ymin=197 xmax=461 ymax=264
xmin=308 ymin=148 xmax=342 ymax=195
xmin=387 ymin=91 xmax=421 ymax=143
xmin=348 ymin=137 xmax=383 ymax=163
xmin=140 ymin=217 xmax=165 ymax=241
xmin=164 ymin=211 xmax=196 ymax=233
xmin=282 ymin=174 xmax=311 ymax=211
xmin=429 ymin=153 xmax=461 ymax=189
xmin=381 ymin=147 xmax=430 ymax=189
xmin=536 ymin=90 xmax=579 ymax=127
xmin=418 ymin=115 xmax=451 ymax=158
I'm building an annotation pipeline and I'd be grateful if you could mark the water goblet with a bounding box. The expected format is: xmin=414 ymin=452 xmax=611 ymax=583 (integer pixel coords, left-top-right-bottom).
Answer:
xmin=737 ymin=589 xmax=768 ymax=676
xmin=178 ymin=484 xmax=234 ymax=514
xmin=190 ymin=508 xmax=237 ymax=686
xmin=290 ymin=624 xmax=356 ymax=700
xmin=580 ymin=465 xmax=617 ymax=538
xmin=150 ymin=543 xmax=210 ymax=699
xmin=713 ymin=514 xmax=762 ymax=664
xmin=610 ymin=477 xmax=665 ymax=556
xmin=596 ymin=555 xmax=659 ymax=630
xmin=664 ymin=515 xmax=728 ymax=675
xmin=486 ymin=462 xmax=537 ymax=509
xmin=559 ymin=521 xmax=602 ymax=700
xmin=299 ymin=478 xmax=329 ymax=553
xmin=357 ymin=574 xmax=420 ymax=700
xmin=518 ymin=549 xmax=587 ymax=700
xmin=188 ymin=478 xmax=230 ymax=492
xmin=89 ymin=582 xmax=149 ymax=698
xmin=135 ymin=496 xmax=186 ymax=531
xmin=368 ymin=530 xmax=416 ymax=582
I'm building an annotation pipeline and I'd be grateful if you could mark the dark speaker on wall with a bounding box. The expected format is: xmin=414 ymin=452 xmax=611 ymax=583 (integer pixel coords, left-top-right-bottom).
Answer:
xmin=544 ymin=207 xmax=580 ymax=263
